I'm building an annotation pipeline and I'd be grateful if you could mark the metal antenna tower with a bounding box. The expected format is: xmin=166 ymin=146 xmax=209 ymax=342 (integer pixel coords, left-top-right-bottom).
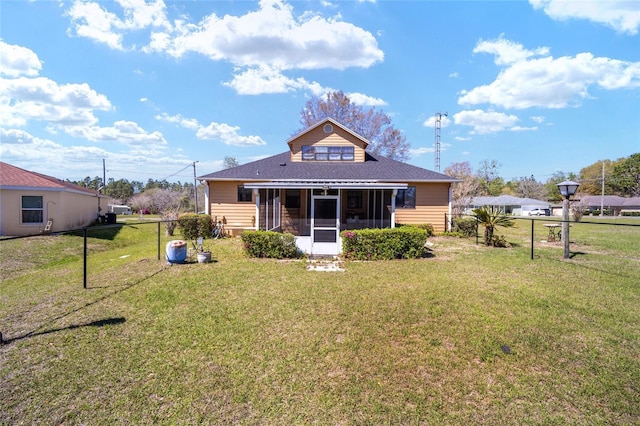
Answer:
xmin=434 ymin=112 xmax=447 ymax=172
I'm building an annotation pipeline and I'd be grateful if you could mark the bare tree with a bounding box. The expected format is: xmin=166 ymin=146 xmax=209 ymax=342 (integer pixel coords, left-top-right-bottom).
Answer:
xmin=516 ymin=175 xmax=546 ymax=200
xmin=223 ymin=156 xmax=240 ymax=169
xmin=444 ymin=161 xmax=480 ymax=216
xmin=298 ymin=91 xmax=410 ymax=161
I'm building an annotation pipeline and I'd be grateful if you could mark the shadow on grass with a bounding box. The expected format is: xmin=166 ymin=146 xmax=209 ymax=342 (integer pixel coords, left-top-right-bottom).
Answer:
xmin=1 ymin=317 xmax=126 ymax=345
xmin=67 ymin=224 xmax=127 ymax=241
xmin=0 ymin=265 xmax=167 ymax=345
xmin=548 ymin=252 xmax=640 ymax=280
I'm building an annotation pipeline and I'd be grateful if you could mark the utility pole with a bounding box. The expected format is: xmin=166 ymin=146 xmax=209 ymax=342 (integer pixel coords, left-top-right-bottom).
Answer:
xmin=434 ymin=112 xmax=447 ymax=173
xmin=193 ymin=161 xmax=199 ymax=213
xmin=600 ymin=160 xmax=605 ymax=217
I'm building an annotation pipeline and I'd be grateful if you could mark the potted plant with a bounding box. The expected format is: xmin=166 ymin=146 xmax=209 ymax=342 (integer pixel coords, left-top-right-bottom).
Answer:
xmin=194 ymin=237 xmax=212 ymax=263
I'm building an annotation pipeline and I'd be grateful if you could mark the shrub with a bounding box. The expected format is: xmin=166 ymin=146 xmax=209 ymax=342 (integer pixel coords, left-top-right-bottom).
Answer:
xmin=341 ymin=227 xmax=428 ymax=260
xmin=396 ymin=223 xmax=434 ymax=237
xmin=491 ymin=234 xmax=511 ymax=248
xmin=452 ymin=217 xmax=477 ymax=237
xmin=177 ymin=213 xmax=213 ymax=241
xmin=241 ymin=230 xmax=301 ymax=259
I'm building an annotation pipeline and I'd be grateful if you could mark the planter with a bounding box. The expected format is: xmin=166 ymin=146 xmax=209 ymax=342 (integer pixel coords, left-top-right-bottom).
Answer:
xmin=197 ymin=251 xmax=211 ymax=264
xmin=166 ymin=240 xmax=187 ymax=264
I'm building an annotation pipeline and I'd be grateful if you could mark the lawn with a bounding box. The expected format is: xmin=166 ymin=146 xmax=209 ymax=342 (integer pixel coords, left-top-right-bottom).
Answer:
xmin=1 ymin=220 xmax=639 ymax=424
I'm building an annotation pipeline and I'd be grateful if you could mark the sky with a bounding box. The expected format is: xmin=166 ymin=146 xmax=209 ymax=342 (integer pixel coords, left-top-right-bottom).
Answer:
xmin=1 ymin=0 xmax=639 ymax=185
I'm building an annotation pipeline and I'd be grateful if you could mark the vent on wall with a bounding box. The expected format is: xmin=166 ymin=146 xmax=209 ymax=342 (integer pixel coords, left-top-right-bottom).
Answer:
xmin=323 ymin=124 xmax=333 ymax=134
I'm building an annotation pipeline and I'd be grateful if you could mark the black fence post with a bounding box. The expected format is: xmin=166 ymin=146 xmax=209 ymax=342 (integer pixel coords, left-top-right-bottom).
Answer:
xmin=531 ymin=219 xmax=534 ymax=260
xmin=157 ymin=222 xmax=161 ymax=261
xmin=83 ymin=227 xmax=88 ymax=289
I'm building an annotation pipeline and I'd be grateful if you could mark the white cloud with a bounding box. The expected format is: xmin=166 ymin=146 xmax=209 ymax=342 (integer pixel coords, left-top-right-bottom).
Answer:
xmin=224 ymin=66 xmax=311 ymax=95
xmin=453 ymin=110 xmax=521 ymax=134
xmin=66 ymin=0 xmax=382 ymax=72
xmin=455 ymin=136 xmax=472 ymax=141
xmin=155 ymin=112 xmax=199 ymax=130
xmin=346 ymin=92 xmax=387 ymax=107
xmin=474 ymin=35 xmax=549 ymax=66
xmin=510 ymin=125 xmax=538 ymax=132
xmin=530 ymin=116 xmax=545 ymax=124
xmin=422 ymin=114 xmax=452 ymax=128
xmin=0 ymin=127 xmax=192 ymax=181
xmin=65 ymin=1 xmax=384 ymax=97
xmin=146 ymin=0 xmax=383 ymax=71
xmin=62 ymin=120 xmax=168 ymax=152
xmin=530 ymin=0 xmax=640 ymax=35
xmin=0 ymin=41 xmax=43 ymax=77
xmin=459 ymin=38 xmax=640 ymax=109
xmin=66 ymin=0 xmax=170 ymax=50
xmin=155 ymin=112 xmax=266 ymax=147
xmin=409 ymin=146 xmax=435 ymax=156
xmin=0 ymin=76 xmax=111 ymax=127
xmin=196 ymin=122 xmax=266 ymax=146
xmin=223 ymin=65 xmax=387 ymax=103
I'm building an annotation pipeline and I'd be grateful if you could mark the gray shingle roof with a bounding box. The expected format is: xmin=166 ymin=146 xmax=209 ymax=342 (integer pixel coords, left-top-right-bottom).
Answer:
xmin=199 ymin=152 xmax=456 ymax=183
xmin=470 ymin=195 xmax=549 ymax=206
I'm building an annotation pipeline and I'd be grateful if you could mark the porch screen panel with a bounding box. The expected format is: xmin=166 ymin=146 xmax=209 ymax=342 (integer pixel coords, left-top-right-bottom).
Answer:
xmin=367 ymin=190 xmax=392 ymax=228
xmin=258 ymin=189 xmax=281 ymax=231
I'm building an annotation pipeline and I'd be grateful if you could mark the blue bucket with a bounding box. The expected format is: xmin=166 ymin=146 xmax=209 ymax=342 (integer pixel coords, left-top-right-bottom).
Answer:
xmin=166 ymin=240 xmax=187 ymax=264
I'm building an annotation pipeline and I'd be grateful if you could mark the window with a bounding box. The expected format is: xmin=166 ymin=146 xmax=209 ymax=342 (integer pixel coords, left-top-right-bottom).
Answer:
xmin=315 ymin=146 xmax=328 ymax=161
xmin=285 ymin=190 xmax=300 ymax=208
xmin=341 ymin=146 xmax=354 ymax=161
xmin=237 ymin=186 xmax=253 ymax=202
xmin=302 ymin=146 xmax=315 ymax=161
xmin=347 ymin=191 xmax=362 ymax=209
xmin=301 ymin=145 xmax=355 ymax=161
xmin=395 ymin=187 xmax=416 ymax=208
xmin=22 ymin=195 xmax=44 ymax=223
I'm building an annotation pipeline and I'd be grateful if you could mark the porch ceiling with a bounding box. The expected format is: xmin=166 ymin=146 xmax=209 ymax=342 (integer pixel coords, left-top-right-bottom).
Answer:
xmin=243 ymin=180 xmax=408 ymax=190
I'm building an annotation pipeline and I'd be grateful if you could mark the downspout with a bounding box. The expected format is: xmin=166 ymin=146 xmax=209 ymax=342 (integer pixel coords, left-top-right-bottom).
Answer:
xmin=254 ymin=188 xmax=260 ymax=230
xmin=203 ymin=181 xmax=210 ymax=215
xmin=448 ymin=183 xmax=453 ymax=232
xmin=391 ymin=189 xmax=397 ymax=228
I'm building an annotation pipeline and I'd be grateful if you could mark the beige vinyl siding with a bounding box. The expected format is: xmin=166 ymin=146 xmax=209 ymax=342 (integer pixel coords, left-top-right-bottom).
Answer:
xmin=289 ymin=126 xmax=366 ymax=163
xmin=394 ymin=183 xmax=450 ymax=232
xmin=208 ymin=181 xmax=258 ymax=234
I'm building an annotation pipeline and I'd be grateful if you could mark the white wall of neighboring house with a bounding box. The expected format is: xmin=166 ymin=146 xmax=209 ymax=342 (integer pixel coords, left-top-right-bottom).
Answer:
xmin=0 ymin=188 xmax=100 ymax=236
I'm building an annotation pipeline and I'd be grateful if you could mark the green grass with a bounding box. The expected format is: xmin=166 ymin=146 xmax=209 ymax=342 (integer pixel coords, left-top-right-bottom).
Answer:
xmin=1 ymin=220 xmax=639 ymax=424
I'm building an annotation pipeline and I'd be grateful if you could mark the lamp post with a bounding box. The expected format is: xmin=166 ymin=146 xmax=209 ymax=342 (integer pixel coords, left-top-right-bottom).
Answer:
xmin=557 ymin=180 xmax=580 ymax=259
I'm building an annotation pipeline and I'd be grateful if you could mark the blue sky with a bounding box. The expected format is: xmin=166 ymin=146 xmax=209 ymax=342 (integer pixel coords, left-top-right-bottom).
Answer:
xmin=1 ymin=0 xmax=639 ymax=184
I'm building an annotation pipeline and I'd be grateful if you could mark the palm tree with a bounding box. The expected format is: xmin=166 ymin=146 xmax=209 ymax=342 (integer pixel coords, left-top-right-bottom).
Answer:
xmin=472 ymin=206 xmax=515 ymax=246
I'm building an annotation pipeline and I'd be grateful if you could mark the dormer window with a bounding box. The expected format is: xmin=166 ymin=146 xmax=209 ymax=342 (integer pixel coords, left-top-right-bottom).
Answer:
xmin=302 ymin=145 xmax=354 ymax=161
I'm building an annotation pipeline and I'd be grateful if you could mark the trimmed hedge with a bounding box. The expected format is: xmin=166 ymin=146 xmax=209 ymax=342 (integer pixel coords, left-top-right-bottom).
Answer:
xmin=452 ymin=217 xmax=477 ymax=237
xmin=177 ymin=213 xmax=213 ymax=241
xmin=341 ymin=227 xmax=428 ymax=260
xmin=241 ymin=230 xmax=301 ymax=259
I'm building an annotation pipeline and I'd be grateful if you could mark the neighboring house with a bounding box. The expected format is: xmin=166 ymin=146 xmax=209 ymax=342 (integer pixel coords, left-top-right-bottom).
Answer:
xmin=199 ymin=118 xmax=457 ymax=255
xmin=0 ymin=161 xmax=101 ymax=237
xmin=579 ymin=195 xmax=640 ymax=216
xmin=467 ymin=195 xmax=551 ymax=216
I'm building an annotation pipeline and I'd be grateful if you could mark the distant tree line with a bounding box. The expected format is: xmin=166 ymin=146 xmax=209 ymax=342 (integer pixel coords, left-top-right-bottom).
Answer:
xmin=445 ymin=153 xmax=639 ymax=216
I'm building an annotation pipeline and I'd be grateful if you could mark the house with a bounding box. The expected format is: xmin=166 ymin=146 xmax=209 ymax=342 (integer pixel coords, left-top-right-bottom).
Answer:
xmin=467 ymin=195 xmax=551 ymax=216
xmin=578 ymin=195 xmax=640 ymax=216
xmin=199 ymin=118 xmax=457 ymax=255
xmin=0 ymin=161 xmax=101 ymax=236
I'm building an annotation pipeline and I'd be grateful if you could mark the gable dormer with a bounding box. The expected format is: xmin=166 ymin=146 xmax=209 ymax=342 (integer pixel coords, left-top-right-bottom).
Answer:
xmin=287 ymin=118 xmax=369 ymax=163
